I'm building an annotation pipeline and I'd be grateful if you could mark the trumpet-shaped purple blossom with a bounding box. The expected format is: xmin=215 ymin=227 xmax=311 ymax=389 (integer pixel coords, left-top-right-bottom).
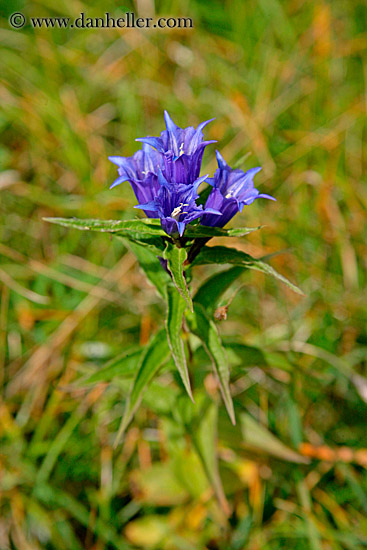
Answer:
xmin=136 ymin=111 xmax=216 ymax=184
xmin=201 ymin=150 xmax=276 ymax=228
xmin=109 ymin=112 xmax=274 ymax=236
xmin=134 ymin=171 xmax=221 ymax=236
xmin=109 ymin=143 xmax=164 ymax=214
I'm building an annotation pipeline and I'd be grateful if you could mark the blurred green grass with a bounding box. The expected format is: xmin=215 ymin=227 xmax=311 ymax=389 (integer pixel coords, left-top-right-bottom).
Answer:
xmin=1 ymin=0 xmax=367 ymax=548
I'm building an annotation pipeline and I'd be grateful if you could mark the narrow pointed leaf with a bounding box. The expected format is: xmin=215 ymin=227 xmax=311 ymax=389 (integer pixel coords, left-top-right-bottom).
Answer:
xmin=166 ymin=284 xmax=193 ymax=401
xmin=44 ymin=216 xmax=166 ymax=235
xmin=184 ymin=225 xmax=262 ymax=239
xmin=194 ymin=266 xmax=244 ymax=316
xmin=44 ymin=217 xmax=261 ymax=240
xmin=115 ymin=329 xmax=170 ymax=445
xmin=191 ymin=245 xmax=304 ymax=295
xmin=164 ymin=242 xmax=193 ymax=311
xmin=46 ymin=216 xmax=166 ymax=254
xmin=240 ymin=412 xmax=309 ymax=463
xmin=188 ymin=304 xmax=235 ymax=424
xmin=116 ymin=234 xmax=165 ymax=255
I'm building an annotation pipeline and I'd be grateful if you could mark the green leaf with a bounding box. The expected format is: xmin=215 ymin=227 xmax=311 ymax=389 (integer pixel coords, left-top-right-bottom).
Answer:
xmin=240 ymin=412 xmax=309 ymax=463
xmin=164 ymin=242 xmax=193 ymax=311
xmin=192 ymin=399 xmax=230 ymax=515
xmin=115 ymin=329 xmax=170 ymax=445
xmin=44 ymin=216 xmax=260 ymax=240
xmin=194 ymin=266 xmax=244 ymax=316
xmin=140 ymin=378 xmax=179 ymax=416
xmin=166 ymin=284 xmax=193 ymax=401
xmin=123 ymin=240 xmax=171 ymax=299
xmin=192 ymin=245 xmax=304 ymax=295
xmin=44 ymin=216 xmax=166 ymax=235
xmin=116 ymin=233 xmax=165 ymax=255
xmin=47 ymin=216 xmax=167 ymax=255
xmin=230 ymin=515 xmax=252 ymax=550
xmin=188 ymin=304 xmax=235 ymax=424
xmin=84 ymin=347 xmax=142 ymax=384
xmin=184 ymin=225 xmax=262 ymax=239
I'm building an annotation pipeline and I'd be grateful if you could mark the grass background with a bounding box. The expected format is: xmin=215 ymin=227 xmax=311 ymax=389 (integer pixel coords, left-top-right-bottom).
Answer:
xmin=1 ymin=0 xmax=367 ymax=548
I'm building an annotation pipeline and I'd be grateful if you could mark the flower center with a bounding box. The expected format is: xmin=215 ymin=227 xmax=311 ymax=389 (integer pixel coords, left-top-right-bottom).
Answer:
xmin=225 ymin=185 xmax=239 ymax=199
xmin=171 ymin=203 xmax=189 ymax=219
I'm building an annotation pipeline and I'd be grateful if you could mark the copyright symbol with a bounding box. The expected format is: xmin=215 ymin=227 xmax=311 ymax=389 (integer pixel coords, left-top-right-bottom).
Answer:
xmin=9 ymin=12 xmax=26 ymax=29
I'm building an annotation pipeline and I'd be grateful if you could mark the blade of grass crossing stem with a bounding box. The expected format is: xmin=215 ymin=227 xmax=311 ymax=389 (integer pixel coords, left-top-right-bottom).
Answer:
xmin=166 ymin=284 xmax=194 ymax=401
xmin=114 ymin=329 xmax=170 ymax=446
xmin=164 ymin=242 xmax=193 ymax=311
xmin=190 ymin=304 xmax=235 ymax=424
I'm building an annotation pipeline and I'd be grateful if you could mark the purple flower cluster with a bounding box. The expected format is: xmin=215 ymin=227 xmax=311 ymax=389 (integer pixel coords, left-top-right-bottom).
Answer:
xmin=109 ymin=111 xmax=275 ymax=236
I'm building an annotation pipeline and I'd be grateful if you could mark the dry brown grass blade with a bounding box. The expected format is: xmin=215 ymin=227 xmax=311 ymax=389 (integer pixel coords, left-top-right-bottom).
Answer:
xmin=300 ymin=443 xmax=367 ymax=467
xmin=0 ymin=267 xmax=50 ymax=305
xmin=59 ymin=253 xmax=110 ymax=278
xmin=0 ymin=243 xmax=125 ymax=305
xmin=6 ymin=253 xmax=136 ymax=397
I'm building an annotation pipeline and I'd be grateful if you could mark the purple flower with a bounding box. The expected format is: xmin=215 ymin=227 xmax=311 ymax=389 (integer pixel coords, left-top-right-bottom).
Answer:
xmin=108 ymin=113 xmax=274 ymax=236
xmin=109 ymin=143 xmax=164 ymax=215
xmin=201 ymin=150 xmax=275 ymax=227
xmin=136 ymin=111 xmax=216 ymax=184
xmin=134 ymin=170 xmax=221 ymax=237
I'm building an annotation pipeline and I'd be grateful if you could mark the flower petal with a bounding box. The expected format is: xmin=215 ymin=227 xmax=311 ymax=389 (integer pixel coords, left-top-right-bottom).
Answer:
xmin=136 ymin=137 xmax=165 ymax=153
xmin=108 ymin=156 xmax=125 ymax=166
xmin=215 ymin=150 xmax=229 ymax=169
xmin=109 ymin=175 xmax=128 ymax=189
xmin=134 ymin=201 xmax=158 ymax=212
xmin=259 ymin=193 xmax=276 ymax=201
xmin=164 ymin=110 xmax=179 ymax=133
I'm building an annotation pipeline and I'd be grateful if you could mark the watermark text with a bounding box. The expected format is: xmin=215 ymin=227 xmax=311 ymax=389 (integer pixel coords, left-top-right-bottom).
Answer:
xmin=9 ymin=12 xmax=193 ymax=30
